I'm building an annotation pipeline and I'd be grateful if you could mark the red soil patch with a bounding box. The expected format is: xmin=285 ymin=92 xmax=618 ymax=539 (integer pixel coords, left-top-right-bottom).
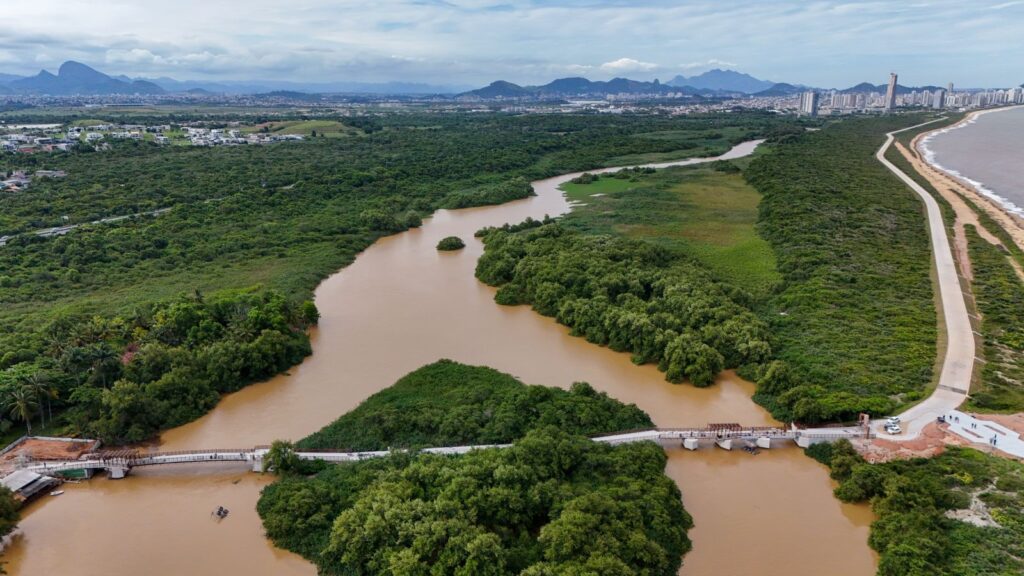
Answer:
xmin=0 ymin=437 xmax=100 ymax=475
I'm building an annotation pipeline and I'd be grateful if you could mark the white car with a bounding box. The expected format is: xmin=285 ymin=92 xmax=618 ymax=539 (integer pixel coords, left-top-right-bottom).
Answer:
xmin=885 ymin=424 xmax=902 ymax=435
xmin=886 ymin=416 xmax=901 ymax=425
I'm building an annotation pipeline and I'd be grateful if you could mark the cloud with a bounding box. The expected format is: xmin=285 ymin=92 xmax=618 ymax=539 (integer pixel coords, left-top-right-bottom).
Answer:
xmin=599 ymin=57 xmax=659 ymax=73
xmin=680 ymin=58 xmax=738 ymax=70
xmin=0 ymin=1 xmax=1019 ymax=87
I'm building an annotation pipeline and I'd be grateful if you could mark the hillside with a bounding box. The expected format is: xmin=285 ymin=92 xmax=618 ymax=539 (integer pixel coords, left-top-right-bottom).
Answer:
xmin=667 ymin=69 xmax=774 ymax=93
xmin=7 ymin=61 xmax=164 ymax=95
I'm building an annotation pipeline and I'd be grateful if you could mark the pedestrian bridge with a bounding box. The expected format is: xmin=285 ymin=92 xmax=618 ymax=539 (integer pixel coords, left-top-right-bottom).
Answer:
xmin=20 ymin=423 xmax=869 ymax=480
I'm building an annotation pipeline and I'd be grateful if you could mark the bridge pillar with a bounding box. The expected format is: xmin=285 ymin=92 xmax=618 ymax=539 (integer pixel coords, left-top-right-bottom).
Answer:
xmin=107 ymin=466 xmax=129 ymax=479
xmin=796 ymin=436 xmax=812 ymax=449
xmin=682 ymin=438 xmax=699 ymax=451
xmin=756 ymin=437 xmax=771 ymax=449
xmin=251 ymin=456 xmax=264 ymax=473
xmin=715 ymin=438 xmax=733 ymax=451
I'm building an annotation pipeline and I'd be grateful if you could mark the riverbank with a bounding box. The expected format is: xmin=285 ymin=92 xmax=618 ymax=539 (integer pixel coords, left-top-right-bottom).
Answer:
xmin=917 ymin=107 xmax=1024 ymax=254
xmin=4 ymin=140 xmax=877 ymax=576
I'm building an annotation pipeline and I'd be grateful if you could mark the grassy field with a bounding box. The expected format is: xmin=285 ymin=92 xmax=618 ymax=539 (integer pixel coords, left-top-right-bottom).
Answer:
xmin=243 ymin=119 xmax=357 ymax=137
xmin=561 ymin=164 xmax=780 ymax=298
xmin=603 ymin=126 xmax=758 ymax=166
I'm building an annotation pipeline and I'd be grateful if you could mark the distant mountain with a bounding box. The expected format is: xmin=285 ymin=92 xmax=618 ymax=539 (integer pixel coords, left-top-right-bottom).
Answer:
xmin=667 ymin=69 xmax=774 ymax=94
xmin=462 ymin=76 xmax=699 ymax=99
xmin=8 ymin=61 xmax=164 ymax=95
xmin=534 ymin=77 xmax=594 ymax=94
xmin=0 ymin=62 xmax=468 ymax=96
xmin=753 ymin=83 xmax=803 ymax=97
xmin=841 ymin=82 xmax=942 ymax=94
xmin=465 ymin=80 xmax=533 ymax=99
xmin=143 ymin=77 xmax=469 ymax=95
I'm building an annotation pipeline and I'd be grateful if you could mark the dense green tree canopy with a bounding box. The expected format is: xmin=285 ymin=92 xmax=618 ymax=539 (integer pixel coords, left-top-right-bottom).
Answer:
xmin=298 ymin=360 xmax=652 ymax=451
xmin=476 ymin=224 xmax=770 ymax=387
xmin=746 ymin=117 xmax=938 ymax=422
xmin=258 ymin=362 xmax=690 ymax=575
xmin=0 ymin=288 xmax=316 ymax=443
xmin=811 ymin=441 xmax=1024 ymax=576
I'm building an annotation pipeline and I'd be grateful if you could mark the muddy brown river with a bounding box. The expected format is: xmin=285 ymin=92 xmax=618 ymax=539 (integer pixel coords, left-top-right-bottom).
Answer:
xmin=6 ymin=142 xmax=876 ymax=575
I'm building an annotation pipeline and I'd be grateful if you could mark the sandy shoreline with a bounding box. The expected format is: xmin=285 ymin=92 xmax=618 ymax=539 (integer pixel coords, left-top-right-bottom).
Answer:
xmin=914 ymin=107 xmax=1024 ymax=253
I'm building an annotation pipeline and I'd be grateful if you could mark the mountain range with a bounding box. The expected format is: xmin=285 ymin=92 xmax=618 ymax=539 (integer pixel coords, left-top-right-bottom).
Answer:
xmin=666 ymin=69 xmax=775 ymax=93
xmin=4 ymin=61 xmax=165 ymax=95
xmin=0 ymin=61 xmax=470 ymax=96
xmin=839 ymin=81 xmax=943 ymax=94
xmin=0 ymin=60 xmax=977 ymax=98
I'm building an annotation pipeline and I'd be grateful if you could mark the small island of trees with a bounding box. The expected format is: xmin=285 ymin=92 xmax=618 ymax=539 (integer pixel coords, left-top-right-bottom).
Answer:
xmin=436 ymin=236 xmax=466 ymax=251
xmin=257 ymin=361 xmax=691 ymax=575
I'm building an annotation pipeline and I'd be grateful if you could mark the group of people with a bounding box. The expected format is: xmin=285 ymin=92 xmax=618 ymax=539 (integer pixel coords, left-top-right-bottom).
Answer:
xmin=212 ymin=506 xmax=230 ymax=520
xmin=950 ymin=413 xmax=1001 ymax=447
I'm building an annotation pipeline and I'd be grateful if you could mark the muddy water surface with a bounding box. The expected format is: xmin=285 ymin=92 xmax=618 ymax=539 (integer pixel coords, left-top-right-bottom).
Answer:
xmin=6 ymin=142 xmax=876 ymax=576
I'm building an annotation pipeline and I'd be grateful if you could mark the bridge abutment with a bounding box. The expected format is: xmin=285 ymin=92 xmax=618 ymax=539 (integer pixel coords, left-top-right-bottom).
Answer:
xmin=107 ymin=466 xmax=129 ymax=479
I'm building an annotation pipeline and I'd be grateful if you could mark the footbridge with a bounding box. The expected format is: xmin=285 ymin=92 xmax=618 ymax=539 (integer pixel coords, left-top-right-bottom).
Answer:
xmin=19 ymin=424 xmax=869 ymax=480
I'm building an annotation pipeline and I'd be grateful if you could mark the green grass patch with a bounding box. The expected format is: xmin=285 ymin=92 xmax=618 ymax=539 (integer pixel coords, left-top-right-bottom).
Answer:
xmin=562 ymin=165 xmax=780 ymax=298
xmin=243 ymin=120 xmax=357 ymax=138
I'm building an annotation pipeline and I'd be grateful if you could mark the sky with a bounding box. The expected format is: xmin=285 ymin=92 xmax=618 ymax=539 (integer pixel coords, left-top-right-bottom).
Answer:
xmin=1 ymin=0 xmax=1022 ymax=88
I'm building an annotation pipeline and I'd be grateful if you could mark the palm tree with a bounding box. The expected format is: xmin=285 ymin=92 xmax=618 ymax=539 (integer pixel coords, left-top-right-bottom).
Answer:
xmin=4 ymin=386 xmax=39 ymax=435
xmin=21 ymin=372 xmax=56 ymax=427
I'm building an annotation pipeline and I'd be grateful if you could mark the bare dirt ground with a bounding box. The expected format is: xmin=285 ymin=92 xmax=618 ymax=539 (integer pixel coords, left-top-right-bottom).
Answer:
xmin=855 ymin=419 xmax=1024 ymax=463
xmin=983 ymin=413 xmax=1024 ymax=437
xmin=0 ymin=438 xmax=99 ymax=475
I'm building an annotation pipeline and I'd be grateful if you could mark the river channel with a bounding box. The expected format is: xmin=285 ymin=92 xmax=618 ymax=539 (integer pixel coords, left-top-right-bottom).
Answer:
xmin=6 ymin=141 xmax=876 ymax=575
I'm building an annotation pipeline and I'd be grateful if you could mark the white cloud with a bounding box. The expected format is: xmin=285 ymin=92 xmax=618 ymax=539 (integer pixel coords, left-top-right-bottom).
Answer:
xmin=0 ymin=1 xmax=1019 ymax=87
xmin=599 ymin=57 xmax=659 ymax=73
xmin=680 ymin=58 xmax=738 ymax=70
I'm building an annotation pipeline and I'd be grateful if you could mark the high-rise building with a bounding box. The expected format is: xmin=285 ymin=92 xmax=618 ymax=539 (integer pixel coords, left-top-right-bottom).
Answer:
xmin=885 ymin=73 xmax=898 ymax=111
xmin=947 ymin=82 xmax=954 ymax=95
xmin=799 ymin=91 xmax=819 ymax=116
xmin=932 ymin=89 xmax=946 ymax=109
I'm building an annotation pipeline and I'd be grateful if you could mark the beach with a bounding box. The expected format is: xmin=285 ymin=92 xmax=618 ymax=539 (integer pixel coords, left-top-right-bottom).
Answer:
xmin=916 ymin=107 xmax=1024 ymax=253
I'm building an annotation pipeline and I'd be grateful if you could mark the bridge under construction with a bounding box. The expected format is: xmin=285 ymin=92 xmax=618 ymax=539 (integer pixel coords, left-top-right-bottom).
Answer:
xmin=18 ymin=423 xmax=870 ymax=481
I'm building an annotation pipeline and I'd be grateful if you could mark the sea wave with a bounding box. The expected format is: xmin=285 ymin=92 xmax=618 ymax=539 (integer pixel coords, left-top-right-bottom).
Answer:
xmin=919 ymin=108 xmax=1024 ymax=218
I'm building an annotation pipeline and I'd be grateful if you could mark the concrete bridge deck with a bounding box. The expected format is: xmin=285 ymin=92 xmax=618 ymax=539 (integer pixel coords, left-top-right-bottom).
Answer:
xmin=17 ymin=424 xmax=869 ymax=479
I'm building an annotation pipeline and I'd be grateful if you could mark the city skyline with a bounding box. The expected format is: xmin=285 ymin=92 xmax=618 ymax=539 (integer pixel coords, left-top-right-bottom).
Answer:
xmin=1 ymin=0 xmax=1022 ymax=88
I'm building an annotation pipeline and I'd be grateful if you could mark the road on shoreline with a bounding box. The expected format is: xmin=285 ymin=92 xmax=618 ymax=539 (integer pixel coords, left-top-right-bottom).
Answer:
xmin=876 ymin=120 xmax=973 ymax=439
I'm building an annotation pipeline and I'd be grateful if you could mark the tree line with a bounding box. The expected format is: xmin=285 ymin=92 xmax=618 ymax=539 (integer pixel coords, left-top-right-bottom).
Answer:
xmin=476 ymin=224 xmax=771 ymax=387
xmin=745 ymin=116 xmax=938 ymax=422
xmin=0 ymin=288 xmax=317 ymax=443
xmin=810 ymin=440 xmax=1024 ymax=576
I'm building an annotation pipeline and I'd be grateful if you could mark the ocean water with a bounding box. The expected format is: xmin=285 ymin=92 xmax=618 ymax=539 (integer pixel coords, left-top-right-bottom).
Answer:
xmin=921 ymin=106 xmax=1024 ymax=218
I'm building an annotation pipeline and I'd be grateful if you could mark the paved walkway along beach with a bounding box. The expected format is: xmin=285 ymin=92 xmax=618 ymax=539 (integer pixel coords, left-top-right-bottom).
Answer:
xmin=875 ymin=121 xmax=974 ymax=439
